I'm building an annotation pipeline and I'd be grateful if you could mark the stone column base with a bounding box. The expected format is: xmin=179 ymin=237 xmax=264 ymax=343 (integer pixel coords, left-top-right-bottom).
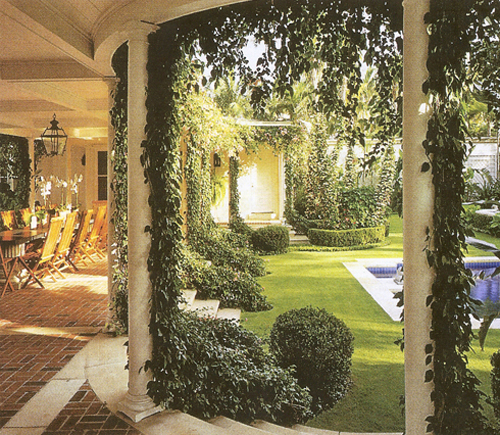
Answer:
xmin=117 ymin=392 xmax=162 ymax=423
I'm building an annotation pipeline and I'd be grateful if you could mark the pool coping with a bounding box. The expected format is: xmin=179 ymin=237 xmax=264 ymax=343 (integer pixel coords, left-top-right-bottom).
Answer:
xmin=343 ymin=256 xmax=500 ymax=329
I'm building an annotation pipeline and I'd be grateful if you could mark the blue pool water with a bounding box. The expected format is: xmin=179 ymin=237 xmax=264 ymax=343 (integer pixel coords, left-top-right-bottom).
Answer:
xmin=367 ymin=262 xmax=500 ymax=303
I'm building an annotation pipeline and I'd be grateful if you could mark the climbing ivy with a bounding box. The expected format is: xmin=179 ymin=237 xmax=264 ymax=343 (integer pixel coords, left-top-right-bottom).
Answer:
xmin=109 ymin=43 xmax=129 ymax=333
xmin=228 ymin=154 xmax=241 ymax=226
xmin=143 ymin=20 xmax=193 ymax=406
xmin=423 ymin=1 xmax=500 ymax=433
xmin=0 ymin=134 xmax=31 ymax=211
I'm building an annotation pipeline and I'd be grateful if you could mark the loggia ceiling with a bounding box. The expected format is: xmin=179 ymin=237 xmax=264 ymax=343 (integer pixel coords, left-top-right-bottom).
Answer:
xmin=0 ymin=0 xmax=244 ymax=140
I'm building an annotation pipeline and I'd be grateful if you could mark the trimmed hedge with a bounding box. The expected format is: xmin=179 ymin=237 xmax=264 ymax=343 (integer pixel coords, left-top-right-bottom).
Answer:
xmin=251 ymin=225 xmax=290 ymax=254
xmin=269 ymin=306 xmax=354 ymax=414
xmin=308 ymin=226 xmax=385 ymax=247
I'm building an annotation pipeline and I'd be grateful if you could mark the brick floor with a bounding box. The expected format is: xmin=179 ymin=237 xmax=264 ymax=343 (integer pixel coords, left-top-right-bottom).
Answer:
xmin=41 ymin=381 xmax=141 ymax=435
xmin=0 ymin=333 xmax=91 ymax=429
xmin=0 ymin=256 xmax=124 ymax=432
xmin=0 ymin=257 xmax=108 ymax=329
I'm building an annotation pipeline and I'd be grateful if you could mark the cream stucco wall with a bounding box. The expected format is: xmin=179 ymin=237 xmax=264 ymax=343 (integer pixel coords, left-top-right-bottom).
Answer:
xmin=211 ymin=147 xmax=284 ymax=224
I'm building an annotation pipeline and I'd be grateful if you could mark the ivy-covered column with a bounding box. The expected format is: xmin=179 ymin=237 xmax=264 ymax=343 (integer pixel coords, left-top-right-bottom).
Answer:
xmin=402 ymin=1 xmax=434 ymax=434
xmin=117 ymin=24 xmax=161 ymax=423
xmin=28 ymin=134 xmax=35 ymax=208
xmin=277 ymin=152 xmax=285 ymax=222
xmin=104 ymin=76 xmax=118 ymax=329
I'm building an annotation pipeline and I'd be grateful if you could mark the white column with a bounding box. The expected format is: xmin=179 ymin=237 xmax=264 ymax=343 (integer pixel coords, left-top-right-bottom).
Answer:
xmin=403 ymin=1 xmax=434 ymax=434
xmin=104 ymin=76 xmax=118 ymax=330
xmin=117 ymin=25 xmax=161 ymax=423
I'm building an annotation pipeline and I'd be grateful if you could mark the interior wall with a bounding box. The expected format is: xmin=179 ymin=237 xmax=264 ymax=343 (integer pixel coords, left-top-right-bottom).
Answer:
xmin=34 ymin=138 xmax=106 ymax=211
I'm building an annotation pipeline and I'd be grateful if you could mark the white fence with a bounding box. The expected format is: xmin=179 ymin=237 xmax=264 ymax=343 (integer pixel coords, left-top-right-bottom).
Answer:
xmin=465 ymin=140 xmax=499 ymax=184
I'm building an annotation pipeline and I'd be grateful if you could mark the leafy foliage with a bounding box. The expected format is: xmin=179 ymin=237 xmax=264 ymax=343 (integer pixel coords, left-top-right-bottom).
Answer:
xmin=190 ymin=228 xmax=266 ymax=278
xmin=304 ymin=120 xmax=339 ymax=223
xmin=181 ymin=248 xmax=272 ymax=312
xmin=251 ymin=225 xmax=290 ymax=254
xmin=269 ymin=306 xmax=354 ymax=414
xmin=465 ymin=168 xmax=500 ymax=203
xmin=491 ymin=351 xmax=500 ymax=421
xmin=422 ymin=1 xmax=500 ymax=433
xmin=109 ymin=43 xmax=129 ymax=333
xmin=0 ymin=134 xmax=31 ymax=212
xmin=337 ymin=186 xmax=380 ymax=230
xmin=148 ymin=312 xmax=314 ymax=425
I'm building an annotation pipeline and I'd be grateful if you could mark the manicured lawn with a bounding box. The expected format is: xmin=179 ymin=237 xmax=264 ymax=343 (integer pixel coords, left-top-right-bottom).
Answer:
xmin=243 ymin=215 xmax=500 ymax=432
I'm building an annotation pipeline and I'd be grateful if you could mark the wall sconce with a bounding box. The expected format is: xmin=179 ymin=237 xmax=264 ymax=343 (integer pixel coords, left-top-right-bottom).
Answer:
xmin=214 ymin=152 xmax=222 ymax=167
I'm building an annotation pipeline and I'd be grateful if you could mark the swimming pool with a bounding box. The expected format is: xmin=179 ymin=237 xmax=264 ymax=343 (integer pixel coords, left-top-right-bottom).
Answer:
xmin=367 ymin=261 xmax=500 ymax=303
xmin=343 ymin=257 xmax=500 ymax=328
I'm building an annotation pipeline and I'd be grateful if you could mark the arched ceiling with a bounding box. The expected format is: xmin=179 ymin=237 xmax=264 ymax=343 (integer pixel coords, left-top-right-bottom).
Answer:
xmin=0 ymin=0 xmax=246 ymax=140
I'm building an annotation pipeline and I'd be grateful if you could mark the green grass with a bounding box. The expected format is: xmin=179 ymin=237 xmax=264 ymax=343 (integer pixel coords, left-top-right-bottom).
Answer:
xmin=242 ymin=214 xmax=500 ymax=432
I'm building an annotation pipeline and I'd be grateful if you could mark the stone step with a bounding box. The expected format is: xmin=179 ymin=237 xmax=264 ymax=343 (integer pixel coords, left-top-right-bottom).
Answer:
xmin=292 ymin=424 xmax=340 ymax=435
xmin=210 ymin=416 xmax=269 ymax=434
xmin=187 ymin=299 xmax=220 ymax=317
xmin=252 ymin=420 xmax=303 ymax=435
xmin=178 ymin=289 xmax=197 ymax=310
xmin=216 ymin=308 xmax=241 ymax=321
xmin=135 ymin=409 xmax=231 ymax=435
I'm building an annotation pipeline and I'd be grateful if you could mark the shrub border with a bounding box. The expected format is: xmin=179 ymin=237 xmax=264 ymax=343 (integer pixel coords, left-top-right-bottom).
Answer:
xmin=308 ymin=226 xmax=386 ymax=247
xmin=288 ymin=240 xmax=390 ymax=252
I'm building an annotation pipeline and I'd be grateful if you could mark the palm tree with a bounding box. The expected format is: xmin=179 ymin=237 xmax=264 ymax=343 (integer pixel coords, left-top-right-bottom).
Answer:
xmin=212 ymin=73 xmax=252 ymax=118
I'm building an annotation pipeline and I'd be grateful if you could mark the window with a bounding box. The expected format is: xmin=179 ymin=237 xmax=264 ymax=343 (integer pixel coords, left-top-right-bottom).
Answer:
xmin=97 ymin=151 xmax=108 ymax=201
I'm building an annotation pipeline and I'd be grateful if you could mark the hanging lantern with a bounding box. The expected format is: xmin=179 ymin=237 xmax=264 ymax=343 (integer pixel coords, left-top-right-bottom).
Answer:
xmin=40 ymin=114 xmax=68 ymax=156
xmin=214 ymin=152 xmax=222 ymax=167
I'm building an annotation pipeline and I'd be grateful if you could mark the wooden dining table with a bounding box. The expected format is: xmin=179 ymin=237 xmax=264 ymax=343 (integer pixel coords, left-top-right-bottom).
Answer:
xmin=0 ymin=227 xmax=47 ymax=297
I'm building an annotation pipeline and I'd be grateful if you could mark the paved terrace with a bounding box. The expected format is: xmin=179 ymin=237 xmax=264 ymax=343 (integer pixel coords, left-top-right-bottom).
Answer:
xmin=0 ymin=256 xmax=140 ymax=435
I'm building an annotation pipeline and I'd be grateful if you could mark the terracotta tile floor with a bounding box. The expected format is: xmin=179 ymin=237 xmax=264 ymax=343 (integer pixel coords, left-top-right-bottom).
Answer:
xmin=0 ymin=256 xmax=141 ymax=434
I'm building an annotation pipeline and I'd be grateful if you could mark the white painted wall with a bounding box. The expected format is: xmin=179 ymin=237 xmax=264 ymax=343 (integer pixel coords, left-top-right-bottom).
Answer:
xmin=239 ymin=148 xmax=280 ymax=219
xmin=34 ymin=138 xmax=106 ymax=211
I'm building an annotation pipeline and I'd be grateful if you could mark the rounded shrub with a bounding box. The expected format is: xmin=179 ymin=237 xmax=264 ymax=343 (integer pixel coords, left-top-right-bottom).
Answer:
xmin=269 ymin=306 xmax=354 ymax=413
xmin=251 ymin=225 xmax=290 ymax=254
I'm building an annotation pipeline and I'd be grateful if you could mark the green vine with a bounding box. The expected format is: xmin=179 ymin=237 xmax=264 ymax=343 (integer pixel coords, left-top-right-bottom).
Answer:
xmin=143 ymin=21 xmax=191 ymax=406
xmin=423 ymin=1 xmax=500 ymax=433
xmin=0 ymin=134 xmax=31 ymax=212
xmin=228 ymin=154 xmax=241 ymax=226
xmin=109 ymin=43 xmax=129 ymax=333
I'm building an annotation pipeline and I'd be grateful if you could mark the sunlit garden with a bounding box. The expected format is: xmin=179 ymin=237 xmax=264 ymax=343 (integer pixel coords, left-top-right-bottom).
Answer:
xmin=245 ymin=214 xmax=500 ymax=432
xmin=3 ymin=1 xmax=500 ymax=435
xmin=102 ymin=3 xmax=500 ymax=433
